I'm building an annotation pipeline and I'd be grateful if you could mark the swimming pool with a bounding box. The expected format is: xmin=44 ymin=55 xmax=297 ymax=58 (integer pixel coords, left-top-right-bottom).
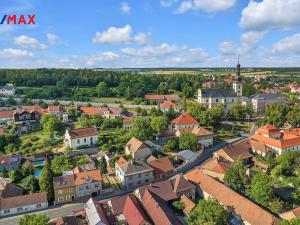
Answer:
xmin=34 ymin=169 xmax=42 ymax=177
xmin=34 ymin=160 xmax=45 ymax=166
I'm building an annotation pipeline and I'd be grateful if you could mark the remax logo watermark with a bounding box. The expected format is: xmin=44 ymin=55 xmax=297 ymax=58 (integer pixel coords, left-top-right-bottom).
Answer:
xmin=0 ymin=15 xmax=36 ymax=25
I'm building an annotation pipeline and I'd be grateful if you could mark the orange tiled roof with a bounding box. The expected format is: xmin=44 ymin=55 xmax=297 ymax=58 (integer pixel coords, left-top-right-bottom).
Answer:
xmin=68 ymin=127 xmax=98 ymax=139
xmin=184 ymin=169 xmax=280 ymax=225
xmin=116 ymin=156 xmax=127 ymax=166
xmin=147 ymin=156 xmax=174 ymax=176
xmin=126 ymin=137 xmax=150 ymax=154
xmin=171 ymin=113 xmax=199 ymax=126
xmin=180 ymin=194 xmax=196 ymax=215
xmin=201 ymin=158 xmax=231 ymax=174
xmin=255 ymin=124 xmax=280 ymax=136
xmin=159 ymin=100 xmax=178 ymax=108
xmin=74 ymin=170 xmax=102 ymax=186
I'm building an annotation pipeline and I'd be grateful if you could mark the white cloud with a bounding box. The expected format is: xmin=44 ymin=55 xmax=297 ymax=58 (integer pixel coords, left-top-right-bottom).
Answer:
xmin=14 ymin=35 xmax=47 ymax=50
xmin=47 ymin=33 xmax=59 ymax=44
xmin=87 ymin=52 xmax=120 ymax=66
xmin=219 ymin=41 xmax=237 ymax=55
xmin=240 ymin=0 xmax=300 ymax=31
xmin=134 ymin=32 xmax=150 ymax=45
xmin=93 ymin=25 xmax=132 ymax=45
xmin=0 ymin=48 xmax=33 ymax=58
xmin=272 ymin=33 xmax=300 ymax=54
xmin=160 ymin=0 xmax=178 ymax=7
xmin=120 ymin=2 xmax=131 ymax=14
xmin=175 ymin=0 xmax=236 ymax=14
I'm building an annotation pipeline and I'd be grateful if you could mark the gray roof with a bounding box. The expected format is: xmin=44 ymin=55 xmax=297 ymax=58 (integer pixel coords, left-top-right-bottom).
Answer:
xmin=251 ymin=93 xmax=286 ymax=100
xmin=176 ymin=150 xmax=196 ymax=161
xmin=200 ymin=89 xmax=238 ymax=98
xmin=118 ymin=160 xmax=153 ymax=175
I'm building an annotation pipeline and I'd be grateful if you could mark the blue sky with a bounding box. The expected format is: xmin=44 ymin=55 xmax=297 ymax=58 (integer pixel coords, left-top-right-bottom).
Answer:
xmin=1 ymin=0 xmax=300 ymax=68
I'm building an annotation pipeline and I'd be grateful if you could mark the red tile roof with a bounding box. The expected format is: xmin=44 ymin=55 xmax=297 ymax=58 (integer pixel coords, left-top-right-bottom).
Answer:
xmin=116 ymin=156 xmax=128 ymax=166
xmin=0 ymin=110 xmax=14 ymax=119
xmin=147 ymin=157 xmax=174 ymax=176
xmin=159 ymin=100 xmax=178 ymax=108
xmin=67 ymin=127 xmax=98 ymax=139
xmin=123 ymin=117 xmax=132 ymax=125
xmin=180 ymin=194 xmax=196 ymax=216
xmin=126 ymin=137 xmax=150 ymax=154
xmin=184 ymin=169 xmax=280 ymax=225
xmin=145 ymin=95 xmax=166 ymax=100
xmin=201 ymin=158 xmax=231 ymax=174
xmin=142 ymin=189 xmax=183 ymax=225
xmin=123 ymin=194 xmax=152 ymax=225
xmin=255 ymin=124 xmax=280 ymax=136
xmin=171 ymin=113 xmax=199 ymax=126
xmin=74 ymin=170 xmax=102 ymax=186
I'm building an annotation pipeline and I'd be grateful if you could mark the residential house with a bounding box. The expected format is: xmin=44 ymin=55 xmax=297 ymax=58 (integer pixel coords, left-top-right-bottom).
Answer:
xmin=115 ymin=160 xmax=154 ymax=189
xmin=146 ymin=156 xmax=174 ymax=180
xmin=250 ymin=125 xmax=300 ymax=155
xmin=53 ymin=169 xmax=102 ymax=205
xmin=185 ymin=169 xmax=281 ymax=225
xmin=53 ymin=174 xmax=76 ymax=205
xmin=64 ymin=127 xmax=98 ymax=149
xmin=201 ymin=158 xmax=231 ymax=181
xmin=145 ymin=94 xmax=181 ymax=104
xmin=123 ymin=194 xmax=153 ymax=225
xmin=0 ymin=110 xmax=14 ymax=125
xmin=125 ymin=137 xmax=152 ymax=161
xmin=175 ymin=127 xmax=213 ymax=147
xmin=80 ymin=106 xmax=128 ymax=119
xmin=213 ymin=140 xmax=253 ymax=164
xmin=14 ymin=110 xmax=41 ymax=133
xmin=75 ymin=170 xmax=102 ymax=198
xmin=141 ymin=189 xmax=183 ymax=225
xmin=123 ymin=117 xmax=133 ymax=131
xmin=84 ymin=198 xmax=111 ymax=225
xmin=159 ymin=100 xmax=180 ymax=113
xmin=48 ymin=105 xmax=64 ymax=117
xmin=0 ymin=86 xmax=15 ymax=97
xmin=135 ymin=174 xmax=196 ymax=202
xmin=170 ymin=113 xmax=199 ymax=130
xmin=0 ymin=192 xmax=48 ymax=217
xmin=180 ymin=194 xmax=196 ymax=216
xmin=0 ymin=155 xmax=21 ymax=172
xmin=250 ymin=93 xmax=286 ymax=115
xmin=175 ymin=150 xmax=197 ymax=163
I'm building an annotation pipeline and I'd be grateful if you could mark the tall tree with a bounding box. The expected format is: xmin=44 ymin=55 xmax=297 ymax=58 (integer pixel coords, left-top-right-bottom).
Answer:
xmin=151 ymin=116 xmax=168 ymax=134
xmin=224 ymin=159 xmax=248 ymax=193
xmin=179 ymin=133 xmax=198 ymax=152
xmin=187 ymin=198 xmax=228 ymax=225
xmin=39 ymin=158 xmax=54 ymax=202
xmin=249 ymin=171 xmax=274 ymax=206
xmin=130 ymin=117 xmax=154 ymax=141
xmin=99 ymin=157 xmax=107 ymax=174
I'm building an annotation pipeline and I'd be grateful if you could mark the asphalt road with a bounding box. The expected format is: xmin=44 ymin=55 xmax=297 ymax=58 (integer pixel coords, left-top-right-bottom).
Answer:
xmin=0 ymin=136 xmax=246 ymax=225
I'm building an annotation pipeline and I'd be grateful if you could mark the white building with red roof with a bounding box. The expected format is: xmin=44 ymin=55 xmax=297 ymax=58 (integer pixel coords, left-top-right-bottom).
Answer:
xmin=170 ymin=113 xmax=199 ymax=130
xmin=64 ymin=127 xmax=98 ymax=149
xmin=250 ymin=125 xmax=300 ymax=155
xmin=159 ymin=100 xmax=180 ymax=113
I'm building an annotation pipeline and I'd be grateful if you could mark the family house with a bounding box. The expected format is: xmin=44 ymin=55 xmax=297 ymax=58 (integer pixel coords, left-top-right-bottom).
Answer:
xmin=159 ymin=100 xmax=180 ymax=113
xmin=146 ymin=156 xmax=174 ymax=180
xmin=0 ymin=155 xmax=22 ymax=172
xmin=125 ymin=137 xmax=152 ymax=161
xmin=0 ymin=86 xmax=15 ymax=97
xmin=64 ymin=127 xmax=98 ymax=149
xmin=170 ymin=113 xmax=199 ymax=130
xmin=115 ymin=160 xmax=154 ymax=189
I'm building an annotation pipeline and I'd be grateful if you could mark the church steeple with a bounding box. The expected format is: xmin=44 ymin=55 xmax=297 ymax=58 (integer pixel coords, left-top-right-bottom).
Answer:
xmin=235 ymin=57 xmax=241 ymax=81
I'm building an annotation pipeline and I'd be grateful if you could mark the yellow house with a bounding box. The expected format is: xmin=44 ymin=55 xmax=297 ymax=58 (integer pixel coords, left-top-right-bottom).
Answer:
xmin=53 ymin=174 xmax=76 ymax=205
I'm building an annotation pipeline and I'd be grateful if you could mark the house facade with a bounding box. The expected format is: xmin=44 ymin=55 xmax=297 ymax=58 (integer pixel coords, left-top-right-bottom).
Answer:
xmin=0 ymin=86 xmax=15 ymax=97
xmin=125 ymin=137 xmax=152 ymax=161
xmin=53 ymin=174 xmax=76 ymax=205
xmin=115 ymin=161 xmax=154 ymax=189
xmin=170 ymin=113 xmax=199 ymax=130
xmin=250 ymin=93 xmax=287 ymax=115
xmin=64 ymin=127 xmax=98 ymax=149
xmin=159 ymin=100 xmax=180 ymax=113
xmin=75 ymin=170 xmax=102 ymax=198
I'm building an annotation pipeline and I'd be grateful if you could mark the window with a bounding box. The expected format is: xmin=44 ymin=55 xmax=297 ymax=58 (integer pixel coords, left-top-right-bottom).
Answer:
xmin=58 ymin=197 xmax=63 ymax=202
xmin=84 ymin=138 xmax=86 ymax=142
xmin=66 ymin=195 xmax=71 ymax=201
xmin=77 ymin=139 xmax=80 ymax=144
xmin=145 ymin=172 xmax=149 ymax=176
xmin=216 ymin=99 xmax=219 ymax=103
xmin=137 ymin=174 xmax=141 ymax=178
xmin=79 ymin=186 xmax=84 ymax=191
xmin=95 ymin=183 xmax=99 ymax=188
xmin=4 ymin=209 xmax=10 ymax=214
xmin=36 ymin=204 xmax=42 ymax=208
xmin=138 ymin=181 xmax=141 ymax=185
xmin=145 ymin=179 xmax=149 ymax=183
xmin=17 ymin=207 xmax=23 ymax=212
xmin=85 ymin=185 xmax=89 ymax=189
xmin=129 ymin=183 xmax=133 ymax=186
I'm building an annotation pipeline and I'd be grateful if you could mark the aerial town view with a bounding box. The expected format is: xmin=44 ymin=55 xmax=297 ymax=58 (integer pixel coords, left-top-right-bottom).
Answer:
xmin=0 ymin=0 xmax=300 ymax=225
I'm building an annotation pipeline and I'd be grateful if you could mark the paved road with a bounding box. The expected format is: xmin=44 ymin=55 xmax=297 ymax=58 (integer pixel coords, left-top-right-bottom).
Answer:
xmin=0 ymin=136 xmax=246 ymax=225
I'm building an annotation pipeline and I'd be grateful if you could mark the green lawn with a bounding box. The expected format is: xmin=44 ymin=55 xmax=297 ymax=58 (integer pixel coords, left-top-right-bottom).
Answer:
xmin=91 ymin=97 xmax=134 ymax=104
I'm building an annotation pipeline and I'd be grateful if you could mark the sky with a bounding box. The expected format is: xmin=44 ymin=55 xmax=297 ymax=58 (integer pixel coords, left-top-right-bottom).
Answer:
xmin=1 ymin=0 xmax=300 ymax=68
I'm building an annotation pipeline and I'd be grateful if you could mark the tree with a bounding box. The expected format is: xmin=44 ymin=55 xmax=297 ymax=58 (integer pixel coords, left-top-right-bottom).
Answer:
xmin=76 ymin=113 xmax=92 ymax=128
xmin=9 ymin=170 xmax=22 ymax=183
xmin=41 ymin=114 xmax=63 ymax=135
xmin=151 ymin=116 xmax=168 ymax=134
xmin=130 ymin=117 xmax=154 ymax=141
xmin=228 ymin=104 xmax=247 ymax=120
xmin=280 ymin=218 xmax=300 ymax=225
xmin=187 ymin=198 xmax=228 ymax=225
xmin=7 ymin=96 xmax=16 ymax=105
xmin=249 ymin=171 xmax=274 ymax=206
xmin=39 ymin=158 xmax=54 ymax=202
xmin=287 ymin=106 xmax=300 ymax=128
xmin=96 ymin=82 xmax=110 ymax=97
xmin=164 ymin=139 xmax=179 ymax=152
xmin=51 ymin=155 xmax=72 ymax=176
xmin=20 ymin=175 xmax=39 ymax=193
xmin=99 ymin=157 xmax=107 ymax=174
xmin=19 ymin=214 xmax=50 ymax=225
xmin=224 ymin=159 xmax=248 ymax=193
xmin=91 ymin=114 xmax=104 ymax=127
xmin=21 ymin=160 xmax=35 ymax=177
xmin=179 ymin=133 xmax=198 ymax=151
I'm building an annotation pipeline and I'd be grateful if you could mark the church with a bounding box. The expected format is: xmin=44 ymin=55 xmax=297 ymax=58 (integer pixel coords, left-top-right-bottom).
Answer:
xmin=197 ymin=61 xmax=243 ymax=112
